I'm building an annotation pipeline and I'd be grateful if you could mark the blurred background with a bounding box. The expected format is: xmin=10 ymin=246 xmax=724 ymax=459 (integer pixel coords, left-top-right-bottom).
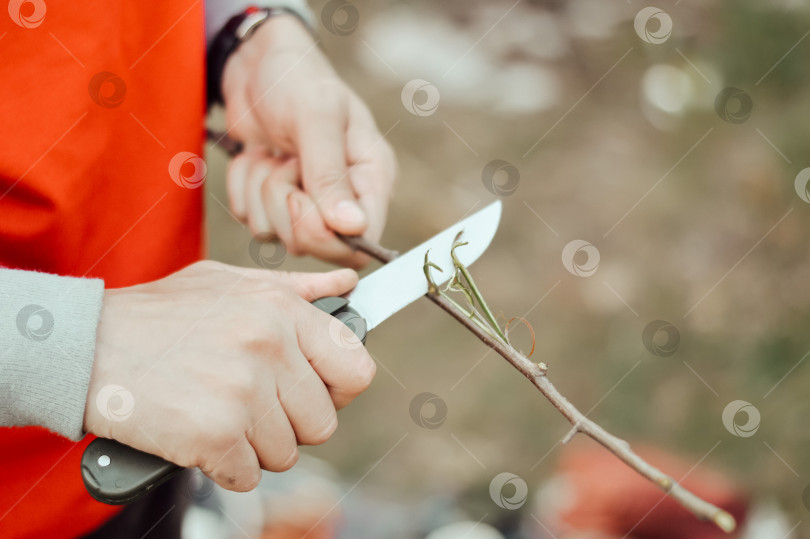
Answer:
xmin=201 ymin=1 xmax=810 ymax=537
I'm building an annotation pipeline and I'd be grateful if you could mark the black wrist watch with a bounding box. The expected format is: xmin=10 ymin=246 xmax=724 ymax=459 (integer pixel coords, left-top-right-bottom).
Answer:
xmin=206 ymin=6 xmax=314 ymax=109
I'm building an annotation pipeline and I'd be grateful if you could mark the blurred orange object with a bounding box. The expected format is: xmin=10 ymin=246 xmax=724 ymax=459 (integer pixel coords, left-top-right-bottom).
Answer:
xmin=257 ymin=457 xmax=343 ymax=539
xmin=261 ymin=524 xmax=336 ymax=539
xmin=546 ymin=442 xmax=748 ymax=539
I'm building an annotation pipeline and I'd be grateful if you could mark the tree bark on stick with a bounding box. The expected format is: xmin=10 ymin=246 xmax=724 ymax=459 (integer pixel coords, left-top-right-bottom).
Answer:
xmin=343 ymin=234 xmax=736 ymax=534
xmin=209 ymin=131 xmax=736 ymax=533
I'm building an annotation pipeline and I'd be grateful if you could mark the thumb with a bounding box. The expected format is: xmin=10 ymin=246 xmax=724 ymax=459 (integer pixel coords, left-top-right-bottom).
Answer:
xmin=274 ymin=268 xmax=358 ymax=302
xmin=206 ymin=262 xmax=358 ymax=300
xmin=297 ymin=106 xmax=367 ymax=235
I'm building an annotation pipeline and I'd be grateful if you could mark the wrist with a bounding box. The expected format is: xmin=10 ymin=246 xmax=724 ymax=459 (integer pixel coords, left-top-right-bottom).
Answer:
xmin=241 ymin=14 xmax=316 ymax=54
xmin=208 ymin=7 xmax=316 ymax=108
xmin=83 ymin=289 xmax=115 ymax=437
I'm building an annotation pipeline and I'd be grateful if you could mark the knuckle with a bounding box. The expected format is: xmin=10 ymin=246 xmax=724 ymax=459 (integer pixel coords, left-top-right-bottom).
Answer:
xmin=259 ymin=284 xmax=297 ymax=306
xmin=240 ymin=285 xmax=296 ymax=318
xmin=242 ymin=335 xmax=287 ymax=366
xmin=351 ymin=353 xmax=376 ymax=391
xmin=301 ymin=410 xmax=338 ymax=446
xmin=199 ymin=435 xmax=260 ymax=492
xmin=329 ymin=354 xmax=376 ymax=402
xmin=210 ymin=465 xmax=259 ymax=493
xmin=247 ymin=162 xmax=273 ymax=187
xmin=268 ymin=447 xmax=299 ymax=472
xmin=259 ymin=174 xmax=275 ymax=199
xmin=237 ymin=314 xmax=269 ymax=341
xmin=209 ymin=426 xmax=246 ymax=456
xmin=240 ymin=470 xmax=261 ymax=491
xmin=382 ymin=145 xmax=399 ymax=187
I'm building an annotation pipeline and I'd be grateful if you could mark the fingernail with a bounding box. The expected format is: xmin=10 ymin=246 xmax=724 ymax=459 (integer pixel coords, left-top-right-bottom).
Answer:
xmin=332 ymin=200 xmax=366 ymax=226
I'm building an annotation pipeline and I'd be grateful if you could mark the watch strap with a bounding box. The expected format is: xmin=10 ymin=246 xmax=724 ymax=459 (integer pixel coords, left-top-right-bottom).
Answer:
xmin=206 ymin=6 xmax=313 ymax=108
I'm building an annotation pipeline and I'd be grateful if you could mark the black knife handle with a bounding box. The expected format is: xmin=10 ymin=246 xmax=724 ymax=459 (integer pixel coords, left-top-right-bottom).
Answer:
xmin=81 ymin=437 xmax=182 ymax=505
xmin=81 ymin=296 xmax=366 ymax=505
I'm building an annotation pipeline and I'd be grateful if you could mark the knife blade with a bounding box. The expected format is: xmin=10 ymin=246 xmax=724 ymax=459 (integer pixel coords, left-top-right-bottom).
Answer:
xmin=347 ymin=200 xmax=501 ymax=331
xmin=81 ymin=200 xmax=503 ymax=505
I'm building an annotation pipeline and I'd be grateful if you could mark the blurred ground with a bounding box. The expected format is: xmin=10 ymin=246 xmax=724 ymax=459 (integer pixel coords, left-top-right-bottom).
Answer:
xmin=204 ymin=1 xmax=810 ymax=537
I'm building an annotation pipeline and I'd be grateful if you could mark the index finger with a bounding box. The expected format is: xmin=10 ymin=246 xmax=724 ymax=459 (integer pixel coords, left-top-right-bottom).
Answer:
xmin=293 ymin=300 xmax=376 ymax=408
xmin=345 ymin=95 xmax=397 ymax=244
xmin=296 ymin=91 xmax=368 ymax=236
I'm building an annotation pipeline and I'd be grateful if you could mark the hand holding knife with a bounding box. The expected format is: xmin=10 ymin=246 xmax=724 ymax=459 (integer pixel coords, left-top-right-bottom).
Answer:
xmin=81 ymin=132 xmax=502 ymax=505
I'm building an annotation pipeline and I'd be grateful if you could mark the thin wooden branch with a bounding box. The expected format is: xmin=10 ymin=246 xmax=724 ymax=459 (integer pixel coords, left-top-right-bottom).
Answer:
xmin=345 ymin=236 xmax=736 ymax=534
xmin=206 ymin=129 xmax=243 ymax=156
xmin=206 ymin=122 xmax=736 ymax=532
xmin=337 ymin=234 xmax=400 ymax=262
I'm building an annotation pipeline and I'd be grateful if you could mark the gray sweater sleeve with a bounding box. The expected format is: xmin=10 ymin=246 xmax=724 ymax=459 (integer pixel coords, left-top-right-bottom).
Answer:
xmin=0 ymin=268 xmax=104 ymax=441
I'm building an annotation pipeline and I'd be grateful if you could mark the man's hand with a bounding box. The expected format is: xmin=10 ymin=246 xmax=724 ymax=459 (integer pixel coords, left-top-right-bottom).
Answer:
xmin=221 ymin=15 xmax=396 ymax=268
xmin=83 ymin=261 xmax=375 ymax=492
